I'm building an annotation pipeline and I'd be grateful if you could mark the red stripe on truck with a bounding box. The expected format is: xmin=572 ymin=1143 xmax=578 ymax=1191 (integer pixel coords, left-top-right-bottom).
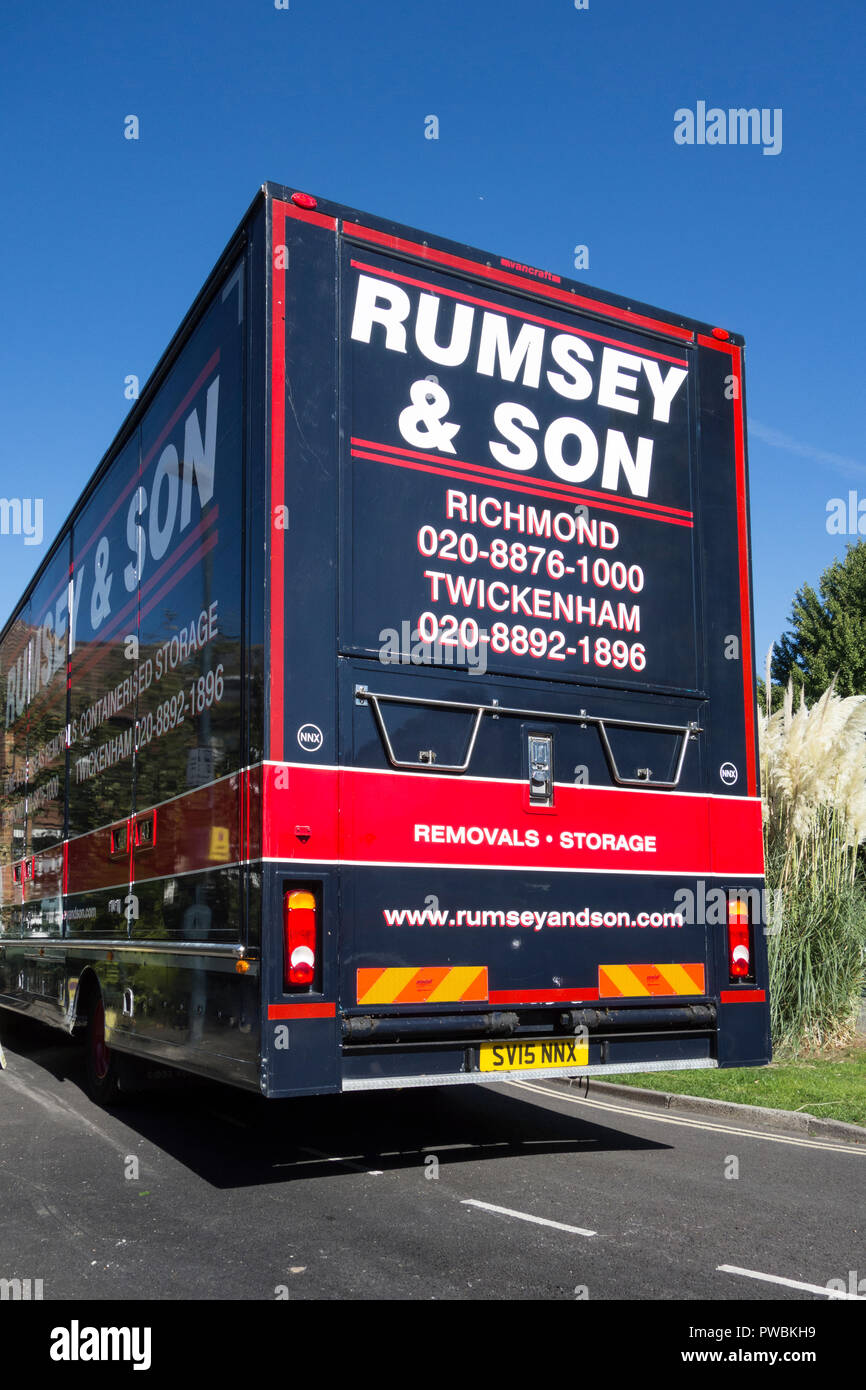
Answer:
xmin=269 ymin=200 xmax=339 ymax=764
xmin=351 ymin=436 xmax=694 ymax=519
xmin=731 ymin=344 xmax=758 ymax=798
xmin=351 ymin=443 xmax=694 ymax=529
xmin=349 ymin=223 xmax=695 ymax=342
xmin=348 ymin=258 xmax=692 ymax=369
xmin=270 ymin=201 xmax=288 ymax=763
xmin=697 ymin=337 xmax=757 ymax=798
xmin=262 ymin=764 xmax=765 ymax=875
xmin=65 ymin=773 xmax=243 ymax=896
xmin=489 ymin=987 xmax=600 ymax=1005
xmin=59 ymin=763 xmax=765 ymax=896
xmin=268 ymin=1002 xmax=337 ymax=1019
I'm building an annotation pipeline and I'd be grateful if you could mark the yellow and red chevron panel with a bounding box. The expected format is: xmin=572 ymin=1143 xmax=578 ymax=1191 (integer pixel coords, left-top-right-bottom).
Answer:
xmin=357 ymin=966 xmax=488 ymax=1006
xmin=599 ymin=962 xmax=705 ymax=998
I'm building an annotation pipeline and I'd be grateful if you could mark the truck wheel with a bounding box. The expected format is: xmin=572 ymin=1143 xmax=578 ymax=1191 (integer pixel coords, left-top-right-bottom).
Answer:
xmin=0 ymin=1008 xmax=27 ymax=1042
xmin=84 ymin=994 xmax=122 ymax=1107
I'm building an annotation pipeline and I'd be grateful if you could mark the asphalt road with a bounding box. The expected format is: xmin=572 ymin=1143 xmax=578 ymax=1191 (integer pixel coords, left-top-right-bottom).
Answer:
xmin=1 ymin=1016 xmax=864 ymax=1302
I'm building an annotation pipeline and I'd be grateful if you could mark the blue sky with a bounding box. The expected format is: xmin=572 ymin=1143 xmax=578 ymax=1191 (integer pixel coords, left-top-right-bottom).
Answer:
xmin=1 ymin=0 xmax=863 ymax=672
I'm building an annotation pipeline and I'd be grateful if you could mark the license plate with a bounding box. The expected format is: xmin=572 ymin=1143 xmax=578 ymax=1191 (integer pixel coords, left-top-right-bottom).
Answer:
xmin=479 ymin=1039 xmax=589 ymax=1073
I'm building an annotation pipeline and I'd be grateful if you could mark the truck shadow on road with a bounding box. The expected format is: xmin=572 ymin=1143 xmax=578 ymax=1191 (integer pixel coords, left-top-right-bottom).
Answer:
xmin=1 ymin=1017 xmax=671 ymax=1189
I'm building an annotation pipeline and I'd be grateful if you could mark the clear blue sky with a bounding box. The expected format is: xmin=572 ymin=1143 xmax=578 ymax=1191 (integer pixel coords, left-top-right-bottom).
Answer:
xmin=1 ymin=0 xmax=863 ymax=672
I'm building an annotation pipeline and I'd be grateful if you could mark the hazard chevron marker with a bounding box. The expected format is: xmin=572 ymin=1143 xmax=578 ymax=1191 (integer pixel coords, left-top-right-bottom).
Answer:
xmin=598 ymin=963 xmax=706 ymax=997
xmin=356 ymin=966 xmax=489 ymax=1006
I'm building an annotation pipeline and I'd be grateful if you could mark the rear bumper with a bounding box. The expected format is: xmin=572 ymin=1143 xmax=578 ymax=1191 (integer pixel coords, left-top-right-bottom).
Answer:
xmin=342 ymin=1001 xmax=716 ymax=1043
xmin=260 ymin=995 xmax=770 ymax=1097
xmin=337 ymin=1018 xmax=721 ymax=1093
xmin=342 ymin=1054 xmax=718 ymax=1091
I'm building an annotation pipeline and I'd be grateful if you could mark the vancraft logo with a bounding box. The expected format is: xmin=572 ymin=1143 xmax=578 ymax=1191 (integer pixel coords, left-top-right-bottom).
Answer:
xmin=50 ymin=1320 xmax=152 ymax=1371
xmin=297 ymin=723 xmax=324 ymax=752
xmin=674 ymin=102 xmax=782 ymax=156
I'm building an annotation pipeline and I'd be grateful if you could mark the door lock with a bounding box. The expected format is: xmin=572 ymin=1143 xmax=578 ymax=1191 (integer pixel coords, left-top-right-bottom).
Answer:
xmin=528 ymin=734 xmax=553 ymax=806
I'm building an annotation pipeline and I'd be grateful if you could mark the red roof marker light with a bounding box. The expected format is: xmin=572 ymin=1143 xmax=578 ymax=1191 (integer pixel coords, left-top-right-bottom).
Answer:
xmin=291 ymin=191 xmax=318 ymax=210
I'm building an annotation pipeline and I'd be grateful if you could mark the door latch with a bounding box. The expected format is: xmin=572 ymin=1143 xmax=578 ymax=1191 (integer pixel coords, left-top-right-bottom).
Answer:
xmin=528 ymin=734 xmax=553 ymax=806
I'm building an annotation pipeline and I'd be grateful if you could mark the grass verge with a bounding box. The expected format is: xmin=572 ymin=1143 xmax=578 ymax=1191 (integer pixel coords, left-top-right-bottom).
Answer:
xmin=604 ymin=1044 xmax=866 ymax=1128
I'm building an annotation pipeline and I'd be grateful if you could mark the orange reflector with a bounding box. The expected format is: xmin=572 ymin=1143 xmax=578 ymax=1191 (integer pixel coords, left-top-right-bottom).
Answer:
xmin=288 ymin=890 xmax=315 ymax=910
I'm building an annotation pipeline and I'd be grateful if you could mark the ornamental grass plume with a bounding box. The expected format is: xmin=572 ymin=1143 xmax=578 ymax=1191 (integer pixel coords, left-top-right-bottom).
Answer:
xmin=760 ymin=660 xmax=866 ymax=880
xmin=759 ymin=651 xmax=866 ymax=1051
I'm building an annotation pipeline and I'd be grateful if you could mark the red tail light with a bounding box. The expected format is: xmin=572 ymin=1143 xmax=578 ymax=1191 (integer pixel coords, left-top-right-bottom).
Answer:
xmin=727 ymin=899 xmax=752 ymax=980
xmin=284 ymin=889 xmax=317 ymax=988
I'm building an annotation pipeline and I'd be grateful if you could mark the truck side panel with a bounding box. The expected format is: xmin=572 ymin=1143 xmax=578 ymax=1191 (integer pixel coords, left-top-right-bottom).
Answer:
xmin=1 ymin=219 xmax=267 ymax=1090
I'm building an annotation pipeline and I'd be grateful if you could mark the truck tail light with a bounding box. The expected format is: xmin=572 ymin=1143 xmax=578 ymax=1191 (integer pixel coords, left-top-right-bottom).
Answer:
xmin=284 ymin=889 xmax=317 ymax=988
xmin=727 ymin=898 xmax=752 ymax=981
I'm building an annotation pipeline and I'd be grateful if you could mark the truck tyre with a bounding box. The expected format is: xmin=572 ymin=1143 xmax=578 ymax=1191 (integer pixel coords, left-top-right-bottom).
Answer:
xmin=0 ymin=1008 xmax=28 ymax=1042
xmin=84 ymin=992 xmax=122 ymax=1107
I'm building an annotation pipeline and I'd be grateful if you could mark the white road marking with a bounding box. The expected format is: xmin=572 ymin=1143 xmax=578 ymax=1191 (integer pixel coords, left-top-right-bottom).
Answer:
xmin=461 ymin=1198 xmax=595 ymax=1237
xmin=508 ymin=1079 xmax=866 ymax=1156
xmin=293 ymin=1145 xmax=382 ymax=1175
xmin=717 ymin=1264 xmax=866 ymax=1300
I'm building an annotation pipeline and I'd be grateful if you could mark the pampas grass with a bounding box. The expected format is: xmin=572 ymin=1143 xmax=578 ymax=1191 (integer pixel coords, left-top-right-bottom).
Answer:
xmin=759 ymin=656 xmax=866 ymax=1051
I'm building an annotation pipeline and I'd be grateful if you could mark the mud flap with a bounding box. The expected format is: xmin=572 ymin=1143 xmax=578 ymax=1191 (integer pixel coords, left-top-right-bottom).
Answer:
xmin=262 ymin=1011 xmax=341 ymax=1097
